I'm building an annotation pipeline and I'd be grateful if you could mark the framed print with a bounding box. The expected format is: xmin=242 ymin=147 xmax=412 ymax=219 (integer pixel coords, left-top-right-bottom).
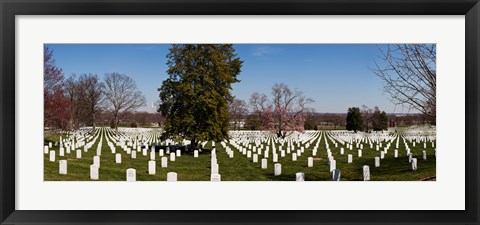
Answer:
xmin=1 ymin=0 xmax=479 ymax=224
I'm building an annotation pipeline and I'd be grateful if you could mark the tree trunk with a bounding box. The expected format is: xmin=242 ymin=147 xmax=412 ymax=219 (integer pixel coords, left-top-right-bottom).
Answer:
xmin=190 ymin=138 xmax=197 ymax=150
xmin=92 ymin=113 xmax=96 ymax=133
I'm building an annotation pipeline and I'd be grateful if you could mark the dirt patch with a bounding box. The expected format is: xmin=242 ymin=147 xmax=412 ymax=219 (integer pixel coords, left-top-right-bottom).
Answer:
xmin=313 ymin=157 xmax=322 ymax=161
xmin=421 ymin=176 xmax=436 ymax=181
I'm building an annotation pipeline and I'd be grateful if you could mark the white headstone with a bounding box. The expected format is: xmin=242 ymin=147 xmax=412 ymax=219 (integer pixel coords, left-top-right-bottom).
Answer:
xmin=210 ymin=173 xmax=221 ymax=181
xmin=273 ymin=154 xmax=278 ymax=162
xmin=307 ymin=157 xmax=313 ymax=167
xmin=150 ymin=151 xmax=156 ymax=160
xmin=131 ymin=151 xmax=136 ymax=159
xmin=380 ymin=151 xmax=385 ymax=159
xmin=211 ymin=163 xmax=219 ymax=174
xmin=115 ymin=153 xmax=122 ymax=163
xmin=274 ymin=163 xmax=282 ymax=176
xmin=296 ymin=172 xmax=305 ymax=181
xmin=49 ymin=150 xmax=56 ymax=162
xmin=194 ymin=150 xmax=199 ymax=158
xmin=253 ymin=154 xmax=258 ymax=163
xmin=363 ymin=165 xmax=370 ymax=181
xmin=170 ymin=152 xmax=176 ymax=161
xmin=247 ymin=151 xmax=252 ymax=158
xmin=167 ymin=172 xmax=177 ymax=181
xmin=422 ymin=150 xmax=427 ymax=160
xmin=329 ymin=159 xmax=336 ymax=172
xmin=261 ymin=158 xmax=267 ymax=169
xmin=340 ymin=148 xmax=344 ymax=155
xmin=159 ymin=149 xmax=164 ymax=156
xmin=59 ymin=160 xmax=67 ymax=175
xmin=358 ymin=149 xmax=362 ymax=157
xmin=375 ymin=157 xmax=380 ymax=167
xmin=411 ymin=158 xmax=418 ymax=171
xmin=93 ymin=156 xmax=100 ymax=167
xmin=161 ymin=157 xmax=168 ymax=167
xmin=408 ymin=153 xmax=412 ymax=163
xmin=394 ymin=149 xmax=398 ymax=158
xmin=176 ymin=149 xmax=181 ymax=157
xmin=49 ymin=142 xmax=52 ymax=148
xmin=59 ymin=147 xmax=65 ymax=157
xmin=90 ymin=165 xmax=99 ymax=180
xmin=347 ymin=154 xmax=353 ymax=163
xmin=44 ymin=146 xmax=49 ymax=154
xmin=148 ymin=161 xmax=156 ymax=175
xmin=126 ymin=168 xmax=136 ymax=181
xmin=292 ymin=153 xmax=297 ymax=161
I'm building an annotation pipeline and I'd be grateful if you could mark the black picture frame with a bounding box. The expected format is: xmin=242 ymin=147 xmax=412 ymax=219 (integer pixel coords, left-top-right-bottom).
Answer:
xmin=1 ymin=0 xmax=478 ymax=224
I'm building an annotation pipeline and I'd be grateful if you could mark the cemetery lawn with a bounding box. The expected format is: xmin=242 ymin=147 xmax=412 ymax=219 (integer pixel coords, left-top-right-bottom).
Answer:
xmin=44 ymin=128 xmax=436 ymax=181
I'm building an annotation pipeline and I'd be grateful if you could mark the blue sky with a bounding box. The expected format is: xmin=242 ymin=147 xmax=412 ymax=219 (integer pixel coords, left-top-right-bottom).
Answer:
xmin=45 ymin=44 xmax=416 ymax=114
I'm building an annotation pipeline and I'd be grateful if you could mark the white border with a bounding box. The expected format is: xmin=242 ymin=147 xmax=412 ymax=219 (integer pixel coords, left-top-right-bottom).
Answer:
xmin=16 ymin=16 xmax=465 ymax=210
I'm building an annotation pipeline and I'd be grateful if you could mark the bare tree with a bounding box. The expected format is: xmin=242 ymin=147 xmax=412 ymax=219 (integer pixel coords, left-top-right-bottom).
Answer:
xmin=373 ymin=44 xmax=436 ymax=123
xmin=228 ymin=98 xmax=248 ymax=130
xmin=64 ymin=74 xmax=104 ymax=131
xmin=78 ymin=74 xmax=104 ymax=132
xmin=104 ymin=72 xmax=146 ymax=131
xmin=249 ymin=92 xmax=269 ymax=126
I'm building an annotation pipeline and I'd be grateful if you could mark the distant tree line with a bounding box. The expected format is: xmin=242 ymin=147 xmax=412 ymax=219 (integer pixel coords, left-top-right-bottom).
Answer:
xmin=44 ymin=47 xmax=147 ymax=132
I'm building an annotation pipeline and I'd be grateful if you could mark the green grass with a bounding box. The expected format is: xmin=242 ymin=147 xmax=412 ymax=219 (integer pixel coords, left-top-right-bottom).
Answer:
xmin=44 ymin=128 xmax=436 ymax=181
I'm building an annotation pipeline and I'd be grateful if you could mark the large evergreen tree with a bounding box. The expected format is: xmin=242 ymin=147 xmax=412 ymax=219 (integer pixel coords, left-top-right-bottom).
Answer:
xmin=158 ymin=44 xmax=243 ymax=149
xmin=372 ymin=109 xmax=388 ymax=131
xmin=346 ymin=107 xmax=364 ymax=133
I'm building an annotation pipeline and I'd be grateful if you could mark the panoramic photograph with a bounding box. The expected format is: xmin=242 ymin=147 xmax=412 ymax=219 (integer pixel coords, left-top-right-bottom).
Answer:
xmin=43 ymin=44 xmax=436 ymax=181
